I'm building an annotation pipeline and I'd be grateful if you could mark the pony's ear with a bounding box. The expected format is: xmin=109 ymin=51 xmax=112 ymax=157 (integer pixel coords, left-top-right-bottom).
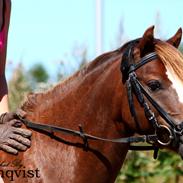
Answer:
xmin=133 ymin=26 xmax=155 ymax=60
xmin=167 ymin=28 xmax=182 ymax=48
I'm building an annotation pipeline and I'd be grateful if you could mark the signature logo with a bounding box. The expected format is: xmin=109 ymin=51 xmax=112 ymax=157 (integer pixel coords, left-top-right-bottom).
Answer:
xmin=0 ymin=159 xmax=40 ymax=181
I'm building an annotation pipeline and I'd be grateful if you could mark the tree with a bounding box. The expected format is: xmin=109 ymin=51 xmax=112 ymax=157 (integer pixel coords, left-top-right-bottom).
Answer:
xmin=29 ymin=63 xmax=49 ymax=83
xmin=8 ymin=64 xmax=32 ymax=111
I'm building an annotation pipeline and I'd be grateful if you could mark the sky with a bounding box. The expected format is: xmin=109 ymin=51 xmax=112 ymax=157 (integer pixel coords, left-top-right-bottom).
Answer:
xmin=6 ymin=0 xmax=183 ymax=79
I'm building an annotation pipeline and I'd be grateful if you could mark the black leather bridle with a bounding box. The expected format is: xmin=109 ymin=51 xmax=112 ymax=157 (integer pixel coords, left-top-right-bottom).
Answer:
xmin=17 ymin=40 xmax=183 ymax=159
xmin=121 ymin=41 xmax=183 ymax=153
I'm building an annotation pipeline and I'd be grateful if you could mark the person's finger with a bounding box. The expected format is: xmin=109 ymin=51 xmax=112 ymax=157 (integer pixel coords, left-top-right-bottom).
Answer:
xmin=7 ymin=139 xmax=27 ymax=151
xmin=4 ymin=112 xmax=17 ymax=121
xmin=0 ymin=144 xmax=18 ymax=155
xmin=10 ymin=134 xmax=31 ymax=147
xmin=13 ymin=127 xmax=32 ymax=137
xmin=16 ymin=109 xmax=27 ymax=118
xmin=8 ymin=119 xmax=22 ymax=127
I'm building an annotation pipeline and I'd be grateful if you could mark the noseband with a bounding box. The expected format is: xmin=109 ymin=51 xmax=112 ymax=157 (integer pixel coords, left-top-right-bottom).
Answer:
xmin=121 ymin=41 xmax=183 ymax=151
xmin=17 ymin=41 xmax=183 ymax=160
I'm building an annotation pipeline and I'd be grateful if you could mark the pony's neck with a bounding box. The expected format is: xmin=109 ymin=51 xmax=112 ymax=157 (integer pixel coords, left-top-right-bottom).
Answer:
xmin=23 ymin=52 xmax=124 ymax=133
xmin=21 ymin=51 xmax=130 ymax=183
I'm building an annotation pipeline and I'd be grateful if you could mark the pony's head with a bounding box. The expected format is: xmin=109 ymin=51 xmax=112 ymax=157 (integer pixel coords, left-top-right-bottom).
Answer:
xmin=121 ymin=26 xmax=183 ymax=158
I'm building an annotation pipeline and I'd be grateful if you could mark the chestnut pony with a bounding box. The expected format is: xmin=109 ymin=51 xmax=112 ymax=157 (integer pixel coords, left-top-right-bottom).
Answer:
xmin=1 ymin=26 xmax=183 ymax=183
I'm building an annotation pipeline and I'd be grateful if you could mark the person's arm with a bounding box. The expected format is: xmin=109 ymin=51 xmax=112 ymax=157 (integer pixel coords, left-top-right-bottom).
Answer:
xmin=0 ymin=75 xmax=8 ymax=114
xmin=0 ymin=0 xmax=32 ymax=155
xmin=0 ymin=0 xmax=11 ymax=114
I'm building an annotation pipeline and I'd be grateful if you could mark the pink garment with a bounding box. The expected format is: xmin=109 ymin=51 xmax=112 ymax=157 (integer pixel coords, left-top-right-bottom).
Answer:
xmin=0 ymin=26 xmax=5 ymax=51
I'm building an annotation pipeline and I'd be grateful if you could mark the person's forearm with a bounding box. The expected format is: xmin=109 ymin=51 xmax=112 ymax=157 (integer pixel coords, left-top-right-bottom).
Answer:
xmin=0 ymin=74 xmax=9 ymax=114
xmin=0 ymin=95 xmax=8 ymax=114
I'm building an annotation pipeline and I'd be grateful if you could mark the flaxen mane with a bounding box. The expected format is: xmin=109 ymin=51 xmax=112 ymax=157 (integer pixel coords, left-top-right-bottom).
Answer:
xmin=155 ymin=41 xmax=183 ymax=82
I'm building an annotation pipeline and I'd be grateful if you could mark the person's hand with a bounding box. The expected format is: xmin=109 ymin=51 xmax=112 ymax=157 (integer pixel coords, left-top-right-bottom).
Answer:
xmin=0 ymin=112 xmax=32 ymax=154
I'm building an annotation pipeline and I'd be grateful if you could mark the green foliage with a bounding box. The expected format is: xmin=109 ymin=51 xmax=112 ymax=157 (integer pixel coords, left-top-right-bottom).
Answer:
xmin=8 ymin=64 xmax=32 ymax=111
xmin=116 ymin=150 xmax=183 ymax=183
xmin=8 ymin=63 xmax=51 ymax=111
xmin=29 ymin=63 xmax=49 ymax=83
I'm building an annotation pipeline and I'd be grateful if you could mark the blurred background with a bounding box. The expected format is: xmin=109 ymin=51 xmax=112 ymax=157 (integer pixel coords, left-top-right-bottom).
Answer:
xmin=7 ymin=0 xmax=183 ymax=182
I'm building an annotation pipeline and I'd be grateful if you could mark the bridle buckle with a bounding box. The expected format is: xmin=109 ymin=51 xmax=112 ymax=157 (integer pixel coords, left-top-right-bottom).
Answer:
xmin=156 ymin=125 xmax=174 ymax=146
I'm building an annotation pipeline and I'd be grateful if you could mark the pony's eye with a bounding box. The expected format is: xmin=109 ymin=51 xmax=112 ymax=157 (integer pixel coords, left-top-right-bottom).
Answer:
xmin=147 ymin=80 xmax=161 ymax=92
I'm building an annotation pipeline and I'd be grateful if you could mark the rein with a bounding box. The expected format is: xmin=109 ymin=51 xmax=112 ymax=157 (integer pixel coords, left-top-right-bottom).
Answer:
xmin=17 ymin=42 xmax=183 ymax=159
xmin=18 ymin=115 xmax=158 ymax=151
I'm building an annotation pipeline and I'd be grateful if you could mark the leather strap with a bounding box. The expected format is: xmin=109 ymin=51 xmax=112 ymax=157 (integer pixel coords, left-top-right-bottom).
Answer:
xmin=17 ymin=114 xmax=161 ymax=157
xmin=18 ymin=115 xmax=158 ymax=144
xmin=137 ymin=80 xmax=176 ymax=129
xmin=128 ymin=52 xmax=158 ymax=73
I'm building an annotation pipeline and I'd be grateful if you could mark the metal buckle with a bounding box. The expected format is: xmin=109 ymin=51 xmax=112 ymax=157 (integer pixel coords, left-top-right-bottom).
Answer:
xmin=156 ymin=125 xmax=174 ymax=146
